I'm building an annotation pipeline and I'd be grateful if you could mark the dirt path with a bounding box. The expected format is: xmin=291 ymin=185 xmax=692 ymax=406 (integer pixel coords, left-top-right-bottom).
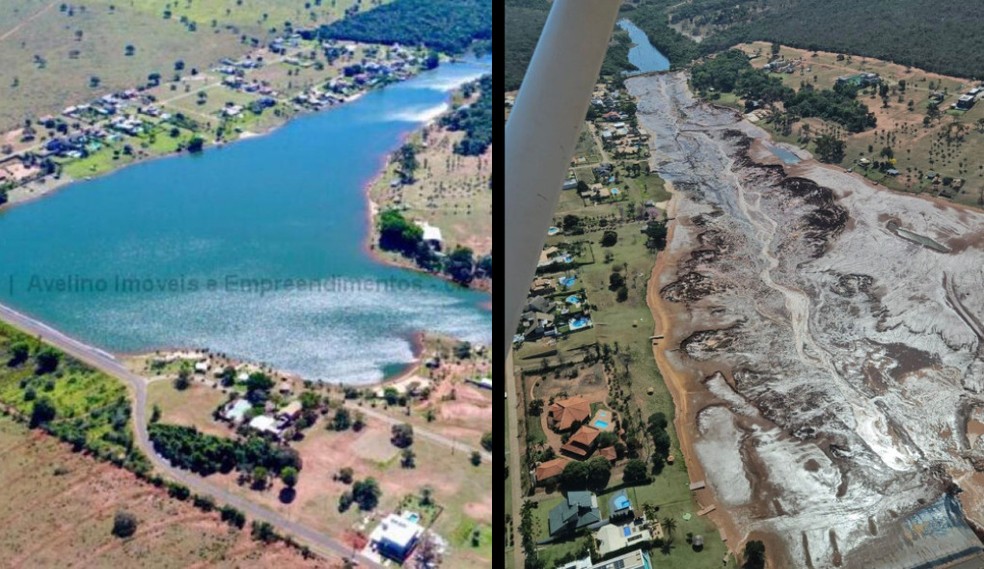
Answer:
xmin=505 ymin=352 xmax=525 ymax=569
xmin=644 ymin=183 xmax=745 ymax=556
xmin=0 ymin=1 xmax=56 ymax=43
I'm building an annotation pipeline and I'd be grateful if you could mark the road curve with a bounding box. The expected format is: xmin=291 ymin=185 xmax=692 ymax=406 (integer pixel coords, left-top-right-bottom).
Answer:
xmin=0 ymin=303 xmax=381 ymax=568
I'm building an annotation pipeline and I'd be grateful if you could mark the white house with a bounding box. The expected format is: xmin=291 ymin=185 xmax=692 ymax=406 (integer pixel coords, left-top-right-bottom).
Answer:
xmin=249 ymin=414 xmax=280 ymax=435
xmin=368 ymin=513 xmax=424 ymax=562
xmin=415 ymin=221 xmax=443 ymax=252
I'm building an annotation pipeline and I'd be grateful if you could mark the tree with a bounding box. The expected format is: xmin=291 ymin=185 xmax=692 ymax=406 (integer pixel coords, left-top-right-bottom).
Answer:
xmin=743 ymin=540 xmax=766 ymax=569
xmin=246 ymin=371 xmax=274 ymax=392
xmin=378 ymin=209 xmax=423 ymax=256
xmin=391 ymin=423 xmax=414 ymax=448
xmin=218 ymin=365 xmax=236 ymax=387
xmin=112 ymin=510 xmax=138 ymax=538
xmin=174 ymin=60 xmax=185 ymax=71
xmin=252 ymin=466 xmax=269 ymax=489
xmin=173 ymin=368 xmax=191 ymax=390
xmin=124 ymin=44 xmax=135 ymax=56
xmin=616 ymin=286 xmax=628 ymax=302
xmin=8 ymin=341 xmax=30 ymax=366
xmin=150 ymin=404 xmax=162 ymax=423
xmin=331 ymin=407 xmax=351 ymax=431
xmin=586 ymin=457 xmax=611 ymax=491
xmin=251 ymin=520 xmax=278 ymax=543
xmin=644 ymin=220 xmax=668 ymax=251
xmin=338 ymin=491 xmax=354 ymax=512
xmin=337 ymin=466 xmax=354 ymax=484
xmin=653 ymin=430 xmax=671 ymax=458
xmin=814 ymin=134 xmax=845 ymax=164
xmin=35 ymin=347 xmax=60 ymax=374
xmin=89 ymin=76 xmax=101 ymax=88
xmin=560 ymin=460 xmax=589 ymax=490
xmin=470 ymin=450 xmax=482 ymax=466
xmin=623 ymin=459 xmax=650 ymax=485
xmin=424 ymin=50 xmax=440 ymax=70
xmin=481 ymin=432 xmax=492 ymax=452
xmin=352 ymin=411 xmax=366 ymax=432
xmin=281 ymin=466 xmax=298 ymax=488
xmin=352 ymin=477 xmax=381 ymax=510
xmin=663 ymin=516 xmax=677 ymax=545
xmin=608 ymin=271 xmax=625 ymax=291
xmin=30 ymin=397 xmax=56 ymax=427
xmin=148 ymin=72 xmax=162 ymax=86
xmin=401 ymin=448 xmax=416 ymax=468
xmin=187 ymin=136 xmax=205 ymax=153
xmin=600 ymin=230 xmax=618 ymax=247
xmin=396 ymin=143 xmax=419 ymax=183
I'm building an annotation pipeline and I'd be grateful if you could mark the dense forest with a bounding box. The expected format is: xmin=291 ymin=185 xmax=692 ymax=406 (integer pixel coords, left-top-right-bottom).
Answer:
xmin=506 ymin=0 xmax=984 ymax=95
xmin=688 ymin=0 xmax=984 ymax=80
xmin=691 ymin=51 xmax=876 ymax=133
xmin=504 ymin=0 xmax=551 ymax=91
xmin=441 ymin=74 xmax=492 ymax=156
xmin=318 ymin=0 xmax=491 ymax=54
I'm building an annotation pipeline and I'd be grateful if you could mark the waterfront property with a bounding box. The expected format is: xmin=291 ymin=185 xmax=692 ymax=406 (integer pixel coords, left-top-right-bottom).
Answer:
xmin=548 ymin=491 xmax=602 ymax=537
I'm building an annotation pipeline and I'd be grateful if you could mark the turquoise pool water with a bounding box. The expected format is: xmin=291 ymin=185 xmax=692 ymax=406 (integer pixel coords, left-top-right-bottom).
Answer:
xmin=565 ymin=295 xmax=580 ymax=304
xmin=569 ymin=317 xmax=591 ymax=330
xmin=594 ymin=420 xmax=609 ymax=429
xmin=558 ymin=276 xmax=577 ymax=288
xmin=610 ymin=188 xmax=620 ymax=195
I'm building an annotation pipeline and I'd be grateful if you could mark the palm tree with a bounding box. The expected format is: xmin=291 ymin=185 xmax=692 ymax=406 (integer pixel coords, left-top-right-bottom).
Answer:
xmin=662 ymin=516 xmax=677 ymax=544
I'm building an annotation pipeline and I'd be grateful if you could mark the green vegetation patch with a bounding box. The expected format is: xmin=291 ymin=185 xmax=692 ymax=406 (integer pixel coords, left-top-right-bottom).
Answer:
xmin=0 ymin=321 xmax=146 ymax=471
xmin=318 ymin=0 xmax=491 ymax=54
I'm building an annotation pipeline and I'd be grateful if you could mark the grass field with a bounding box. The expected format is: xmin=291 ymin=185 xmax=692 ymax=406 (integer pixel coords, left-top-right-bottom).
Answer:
xmin=369 ymin=123 xmax=493 ymax=256
xmin=512 ymin=121 xmax=736 ymax=566
xmin=734 ymin=42 xmax=984 ymax=207
xmin=147 ymin=379 xmax=230 ymax=438
xmin=0 ymin=415 xmax=337 ymax=568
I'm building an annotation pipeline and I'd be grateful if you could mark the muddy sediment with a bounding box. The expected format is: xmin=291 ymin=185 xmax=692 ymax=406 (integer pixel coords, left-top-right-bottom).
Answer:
xmin=630 ymin=72 xmax=984 ymax=568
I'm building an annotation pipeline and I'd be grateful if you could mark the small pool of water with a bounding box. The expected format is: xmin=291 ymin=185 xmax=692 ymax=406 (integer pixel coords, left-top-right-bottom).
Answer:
xmin=767 ymin=144 xmax=801 ymax=164
xmin=547 ymin=226 xmax=561 ymax=236
xmin=403 ymin=511 xmax=421 ymax=523
xmin=565 ymin=294 xmax=581 ymax=304
xmin=558 ymin=276 xmax=577 ymax=288
xmin=610 ymin=188 xmax=621 ymax=196
xmin=569 ymin=317 xmax=592 ymax=330
xmin=594 ymin=420 xmax=609 ymax=429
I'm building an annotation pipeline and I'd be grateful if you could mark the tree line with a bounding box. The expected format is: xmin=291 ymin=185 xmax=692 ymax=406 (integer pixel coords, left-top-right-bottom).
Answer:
xmin=440 ymin=74 xmax=492 ymax=156
xmin=148 ymin=423 xmax=302 ymax=487
xmin=377 ymin=209 xmax=491 ymax=285
xmin=317 ymin=0 xmax=491 ymax=54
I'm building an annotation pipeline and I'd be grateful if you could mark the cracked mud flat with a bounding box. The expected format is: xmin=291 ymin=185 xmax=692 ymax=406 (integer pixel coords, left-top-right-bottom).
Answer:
xmin=628 ymin=72 xmax=984 ymax=568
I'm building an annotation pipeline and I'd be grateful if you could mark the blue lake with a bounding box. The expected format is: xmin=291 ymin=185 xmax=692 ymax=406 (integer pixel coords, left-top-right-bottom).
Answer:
xmin=617 ymin=19 xmax=670 ymax=74
xmin=0 ymin=56 xmax=492 ymax=384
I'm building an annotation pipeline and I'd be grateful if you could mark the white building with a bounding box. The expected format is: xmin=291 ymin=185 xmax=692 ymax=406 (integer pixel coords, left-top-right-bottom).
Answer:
xmin=249 ymin=414 xmax=280 ymax=435
xmin=368 ymin=513 xmax=424 ymax=562
xmin=415 ymin=221 xmax=443 ymax=252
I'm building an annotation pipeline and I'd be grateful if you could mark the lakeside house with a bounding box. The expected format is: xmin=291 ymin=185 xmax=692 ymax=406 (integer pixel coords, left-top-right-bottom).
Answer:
xmin=595 ymin=519 xmax=652 ymax=557
xmin=561 ymin=425 xmax=601 ymax=460
xmin=277 ymin=400 xmax=303 ymax=421
xmin=249 ymin=414 xmax=280 ymax=436
xmin=547 ymin=396 xmax=592 ymax=432
xmin=535 ymin=457 xmax=572 ymax=485
xmin=220 ymin=398 xmax=253 ymax=424
xmin=368 ymin=512 xmax=424 ymax=562
xmin=548 ymin=491 xmax=602 ymax=537
xmin=415 ymin=221 xmax=444 ymax=252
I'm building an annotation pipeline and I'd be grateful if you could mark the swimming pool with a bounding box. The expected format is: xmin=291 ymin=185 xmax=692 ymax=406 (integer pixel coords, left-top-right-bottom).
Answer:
xmin=594 ymin=420 xmax=609 ymax=429
xmin=565 ymin=295 xmax=580 ymax=305
xmin=610 ymin=188 xmax=620 ymax=196
xmin=569 ymin=316 xmax=592 ymax=330
xmin=404 ymin=511 xmax=421 ymax=523
xmin=547 ymin=226 xmax=561 ymax=236
xmin=558 ymin=276 xmax=577 ymax=288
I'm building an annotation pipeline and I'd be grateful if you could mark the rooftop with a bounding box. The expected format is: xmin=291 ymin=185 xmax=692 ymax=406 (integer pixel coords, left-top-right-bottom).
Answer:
xmin=369 ymin=513 xmax=423 ymax=548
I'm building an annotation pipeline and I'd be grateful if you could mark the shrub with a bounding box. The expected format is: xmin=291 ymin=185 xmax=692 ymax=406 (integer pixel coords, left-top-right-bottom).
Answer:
xmin=112 ymin=510 xmax=138 ymax=538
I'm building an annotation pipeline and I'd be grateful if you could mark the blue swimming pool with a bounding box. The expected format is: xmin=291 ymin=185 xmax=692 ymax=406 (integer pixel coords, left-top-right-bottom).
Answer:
xmin=569 ymin=317 xmax=592 ymax=330
xmin=566 ymin=295 xmax=580 ymax=304
xmin=547 ymin=226 xmax=561 ymax=236
xmin=558 ymin=276 xmax=577 ymax=288
xmin=594 ymin=420 xmax=609 ymax=429
xmin=610 ymin=188 xmax=620 ymax=196
xmin=404 ymin=512 xmax=421 ymax=523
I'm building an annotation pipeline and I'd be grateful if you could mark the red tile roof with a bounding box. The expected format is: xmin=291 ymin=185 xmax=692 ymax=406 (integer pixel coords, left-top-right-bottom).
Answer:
xmin=535 ymin=457 xmax=571 ymax=482
xmin=548 ymin=396 xmax=592 ymax=431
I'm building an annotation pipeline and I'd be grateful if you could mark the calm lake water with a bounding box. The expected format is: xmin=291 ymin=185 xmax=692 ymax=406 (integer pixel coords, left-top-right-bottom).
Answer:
xmin=617 ymin=19 xmax=670 ymax=74
xmin=0 ymin=56 xmax=492 ymax=384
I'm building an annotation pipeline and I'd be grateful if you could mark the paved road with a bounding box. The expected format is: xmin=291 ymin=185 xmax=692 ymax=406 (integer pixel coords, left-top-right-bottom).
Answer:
xmin=505 ymin=353 xmax=525 ymax=569
xmin=0 ymin=303 xmax=381 ymax=568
